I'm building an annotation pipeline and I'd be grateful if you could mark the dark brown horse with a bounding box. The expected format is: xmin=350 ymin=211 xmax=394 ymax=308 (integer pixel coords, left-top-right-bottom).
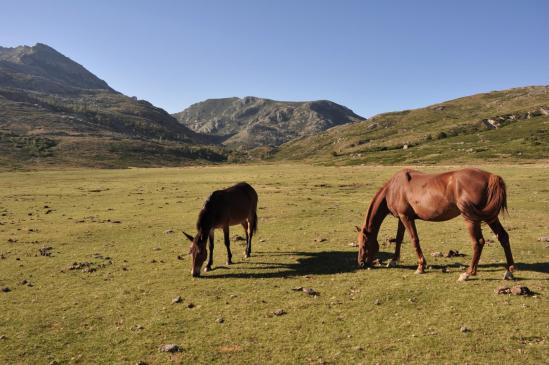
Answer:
xmin=183 ymin=182 xmax=258 ymax=277
xmin=356 ymin=168 xmax=516 ymax=281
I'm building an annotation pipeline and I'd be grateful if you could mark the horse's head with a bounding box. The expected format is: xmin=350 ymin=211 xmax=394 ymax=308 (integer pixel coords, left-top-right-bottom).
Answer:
xmin=355 ymin=226 xmax=379 ymax=268
xmin=183 ymin=231 xmax=207 ymax=277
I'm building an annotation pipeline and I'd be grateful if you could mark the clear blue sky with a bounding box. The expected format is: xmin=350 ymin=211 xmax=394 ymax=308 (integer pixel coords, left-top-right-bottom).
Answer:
xmin=2 ymin=0 xmax=548 ymax=117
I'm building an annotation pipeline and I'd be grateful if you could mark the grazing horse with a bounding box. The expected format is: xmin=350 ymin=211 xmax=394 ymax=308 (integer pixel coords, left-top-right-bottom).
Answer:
xmin=356 ymin=168 xmax=516 ymax=281
xmin=183 ymin=182 xmax=258 ymax=277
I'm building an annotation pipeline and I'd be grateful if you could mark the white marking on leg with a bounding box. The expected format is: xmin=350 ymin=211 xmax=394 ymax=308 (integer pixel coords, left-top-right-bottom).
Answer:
xmin=457 ymin=272 xmax=470 ymax=282
xmin=386 ymin=260 xmax=398 ymax=268
xmin=503 ymin=270 xmax=514 ymax=280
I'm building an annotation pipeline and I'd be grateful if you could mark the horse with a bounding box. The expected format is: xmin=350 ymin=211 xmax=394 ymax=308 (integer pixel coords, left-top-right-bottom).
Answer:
xmin=183 ymin=182 xmax=258 ymax=277
xmin=355 ymin=168 xmax=516 ymax=281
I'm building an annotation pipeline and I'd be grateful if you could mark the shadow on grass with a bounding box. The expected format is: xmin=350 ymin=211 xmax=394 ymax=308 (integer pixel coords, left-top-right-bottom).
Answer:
xmin=203 ymin=250 xmax=394 ymax=279
xmin=477 ymin=262 xmax=549 ymax=274
xmin=204 ymin=250 xmax=356 ymax=279
xmin=201 ymin=246 xmax=549 ymax=279
xmin=388 ymin=260 xmax=549 ymax=276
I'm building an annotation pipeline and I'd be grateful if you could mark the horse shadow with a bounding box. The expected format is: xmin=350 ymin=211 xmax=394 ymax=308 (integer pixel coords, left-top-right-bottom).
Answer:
xmin=203 ymin=249 xmax=549 ymax=279
xmin=203 ymin=250 xmax=393 ymax=279
xmin=477 ymin=262 xmax=549 ymax=274
xmin=384 ymin=256 xmax=549 ymax=276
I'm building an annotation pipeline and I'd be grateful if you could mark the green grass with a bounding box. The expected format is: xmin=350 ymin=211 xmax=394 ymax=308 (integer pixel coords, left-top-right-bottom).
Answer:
xmin=0 ymin=164 xmax=548 ymax=364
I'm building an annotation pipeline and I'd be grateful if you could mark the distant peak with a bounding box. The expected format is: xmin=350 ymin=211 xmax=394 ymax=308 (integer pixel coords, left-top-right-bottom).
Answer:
xmin=33 ymin=43 xmax=57 ymax=52
xmin=0 ymin=42 xmax=113 ymax=92
xmin=240 ymin=96 xmax=262 ymax=102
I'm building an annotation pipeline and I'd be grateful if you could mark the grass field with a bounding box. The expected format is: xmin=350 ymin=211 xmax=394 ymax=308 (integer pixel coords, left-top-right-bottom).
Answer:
xmin=0 ymin=163 xmax=548 ymax=364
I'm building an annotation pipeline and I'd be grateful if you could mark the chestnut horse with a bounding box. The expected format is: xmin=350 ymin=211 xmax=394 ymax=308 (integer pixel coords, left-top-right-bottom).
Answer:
xmin=183 ymin=182 xmax=258 ymax=277
xmin=356 ymin=168 xmax=515 ymax=281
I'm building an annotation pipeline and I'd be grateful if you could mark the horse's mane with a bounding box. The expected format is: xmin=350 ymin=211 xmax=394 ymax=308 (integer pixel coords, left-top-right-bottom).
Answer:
xmin=364 ymin=182 xmax=389 ymax=233
xmin=196 ymin=192 xmax=216 ymax=232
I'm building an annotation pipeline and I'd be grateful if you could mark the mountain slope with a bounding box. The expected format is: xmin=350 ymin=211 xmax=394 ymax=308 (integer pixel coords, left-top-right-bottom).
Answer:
xmin=174 ymin=96 xmax=365 ymax=148
xmin=0 ymin=43 xmax=223 ymax=168
xmin=273 ymin=86 xmax=549 ymax=164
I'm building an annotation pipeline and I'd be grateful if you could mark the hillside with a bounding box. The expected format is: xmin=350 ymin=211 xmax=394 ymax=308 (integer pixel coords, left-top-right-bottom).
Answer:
xmin=174 ymin=96 xmax=365 ymax=148
xmin=0 ymin=43 xmax=224 ymax=169
xmin=273 ymin=86 xmax=549 ymax=164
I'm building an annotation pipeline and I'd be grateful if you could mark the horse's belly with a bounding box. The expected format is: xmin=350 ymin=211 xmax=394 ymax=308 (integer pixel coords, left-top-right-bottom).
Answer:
xmin=412 ymin=201 xmax=461 ymax=221
xmin=228 ymin=217 xmax=247 ymax=226
xmin=213 ymin=218 xmax=247 ymax=229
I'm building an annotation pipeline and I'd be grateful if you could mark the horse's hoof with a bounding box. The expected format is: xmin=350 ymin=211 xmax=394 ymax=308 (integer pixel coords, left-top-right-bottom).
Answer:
xmin=244 ymin=254 xmax=250 ymax=259
xmin=414 ymin=269 xmax=424 ymax=275
xmin=503 ymin=270 xmax=514 ymax=280
xmin=457 ymin=272 xmax=470 ymax=282
xmin=226 ymin=261 xmax=232 ymax=265
xmin=386 ymin=260 xmax=398 ymax=268
xmin=204 ymin=266 xmax=211 ymax=272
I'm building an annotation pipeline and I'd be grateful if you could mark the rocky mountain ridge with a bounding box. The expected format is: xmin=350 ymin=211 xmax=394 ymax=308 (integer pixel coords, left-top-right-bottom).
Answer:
xmin=174 ymin=96 xmax=366 ymax=147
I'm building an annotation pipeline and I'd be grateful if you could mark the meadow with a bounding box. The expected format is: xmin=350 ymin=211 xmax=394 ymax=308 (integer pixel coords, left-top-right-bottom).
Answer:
xmin=0 ymin=163 xmax=548 ymax=364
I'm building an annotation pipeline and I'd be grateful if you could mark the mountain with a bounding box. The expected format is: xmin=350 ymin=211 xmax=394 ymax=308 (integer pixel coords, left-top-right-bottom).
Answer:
xmin=0 ymin=43 xmax=224 ymax=168
xmin=2 ymin=43 xmax=547 ymax=168
xmin=273 ymin=86 xmax=549 ymax=164
xmin=173 ymin=96 xmax=366 ymax=148
xmin=0 ymin=43 xmax=113 ymax=93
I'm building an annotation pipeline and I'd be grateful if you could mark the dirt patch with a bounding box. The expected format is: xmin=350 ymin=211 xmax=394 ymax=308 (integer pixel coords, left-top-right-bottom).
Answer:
xmin=218 ymin=344 xmax=242 ymax=353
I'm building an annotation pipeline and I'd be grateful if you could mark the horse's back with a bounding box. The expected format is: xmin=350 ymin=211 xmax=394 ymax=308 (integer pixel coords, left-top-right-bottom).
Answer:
xmin=392 ymin=168 xmax=491 ymax=187
xmin=224 ymin=182 xmax=258 ymax=205
xmin=450 ymin=168 xmax=493 ymax=200
xmin=204 ymin=183 xmax=257 ymax=227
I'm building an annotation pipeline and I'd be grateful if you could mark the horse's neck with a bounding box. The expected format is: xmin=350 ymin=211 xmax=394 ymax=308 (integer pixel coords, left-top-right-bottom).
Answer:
xmin=363 ymin=187 xmax=389 ymax=238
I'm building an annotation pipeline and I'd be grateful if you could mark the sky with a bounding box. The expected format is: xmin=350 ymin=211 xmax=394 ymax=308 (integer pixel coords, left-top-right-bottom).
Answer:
xmin=1 ymin=0 xmax=548 ymax=117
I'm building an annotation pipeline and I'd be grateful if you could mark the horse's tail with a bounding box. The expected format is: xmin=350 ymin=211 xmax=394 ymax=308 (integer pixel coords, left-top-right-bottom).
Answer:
xmin=250 ymin=188 xmax=258 ymax=234
xmin=251 ymin=210 xmax=258 ymax=234
xmin=460 ymin=174 xmax=508 ymax=222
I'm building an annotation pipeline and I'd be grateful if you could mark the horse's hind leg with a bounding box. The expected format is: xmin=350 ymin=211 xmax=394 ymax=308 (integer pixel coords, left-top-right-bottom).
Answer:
xmin=488 ymin=218 xmax=516 ymax=277
xmin=245 ymin=218 xmax=253 ymax=258
xmin=223 ymin=226 xmax=233 ymax=265
xmin=387 ymin=220 xmax=405 ymax=268
xmin=460 ymin=220 xmax=485 ymax=281
xmin=241 ymin=221 xmax=251 ymax=258
xmin=399 ymin=216 xmax=426 ymax=273
xmin=205 ymin=231 xmax=214 ymax=272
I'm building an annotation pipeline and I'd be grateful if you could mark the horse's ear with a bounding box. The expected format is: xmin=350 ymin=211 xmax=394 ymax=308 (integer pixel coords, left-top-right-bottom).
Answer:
xmin=182 ymin=231 xmax=194 ymax=242
xmin=354 ymin=226 xmax=361 ymax=232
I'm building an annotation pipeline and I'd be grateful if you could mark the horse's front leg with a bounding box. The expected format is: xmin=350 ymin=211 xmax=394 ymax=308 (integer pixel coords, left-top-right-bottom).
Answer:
xmin=223 ymin=226 xmax=233 ymax=265
xmin=204 ymin=230 xmax=214 ymax=272
xmin=400 ymin=216 xmax=426 ymax=273
xmin=387 ymin=219 xmax=405 ymax=268
xmin=458 ymin=220 xmax=485 ymax=281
